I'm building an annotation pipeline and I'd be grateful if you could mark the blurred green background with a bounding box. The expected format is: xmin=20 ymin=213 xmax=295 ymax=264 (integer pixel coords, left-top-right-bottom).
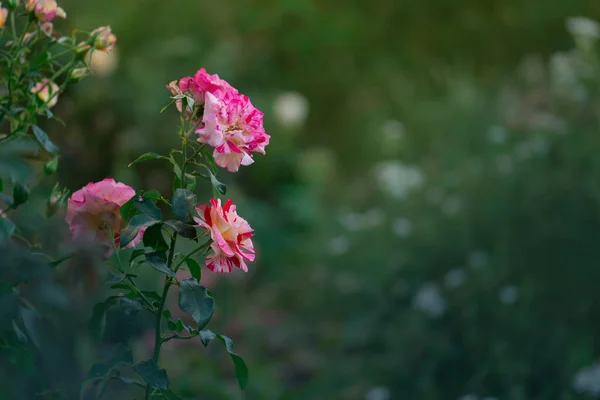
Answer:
xmin=32 ymin=0 xmax=600 ymax=398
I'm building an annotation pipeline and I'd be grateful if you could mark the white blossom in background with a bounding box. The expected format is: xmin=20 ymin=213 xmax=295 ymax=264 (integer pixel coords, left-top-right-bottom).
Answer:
xmin=412 ymin=283 xmax=446 ymax=318
xmin=363 ymin=208 xmax=385 ymax=229
xmin=374 ymin=161 xmax=424 ymax=199
xmin=381 ymin=120 xmax=405 ymax=140
xmin=427 ymin=186 xmax=445 ymax=204
xmin=365 ymin=386 xmax=390 ymax=400
xmin=392 ymin=218 xmax=413 ymax=238
xmin=444 ymin=268 xmax=467 ymax=289
xmin=442 ymin=196 xmax=462 ymax=216
xmin=549 ymin=52 xmax=587 ymax=101
xmin=487 ymin=125 xmax=507 ymax=144
xmin=530 ymin=112 xmax=567 ymax=134
xmin=272 ymin=91 xmax=309 ymax=128
xmin=499 ymin=285 xmax=519 ymax=305
xmin=458 ymin=394 xmax=478 ymax=400
xmin=468 ymin=251 xmax=488 ymax=270
xmin=328 ymin=236 xmax=349 ymax=255
xmin=496 ymin=155 xmax=514 ymax=174
xmin=566 ymin=17 xmax=600 ymax=52
xmin=515 ymin=141 xmax=533 ymax=160
xmin=573 ymin=363 xmax=600 ymax=396
xmin=339 ymin=211 xmax=364 ymax=231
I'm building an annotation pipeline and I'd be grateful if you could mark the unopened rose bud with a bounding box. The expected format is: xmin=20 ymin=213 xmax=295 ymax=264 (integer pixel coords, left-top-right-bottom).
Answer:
xmin=7 ymin=0 xmax=18 ymax=8
xmin=70 ymin=67 xmax=88 ymax=81
xmin=0 ymin=7 xmax=8 ymax=29
xmin=90 ymin=26 xmax=116 ymax=53
xmin=39 ymin=21 xmax=53 ymax=36
xmin=31 ymin=78 xmax=60 ymax=108
xmin=26 ymin=0 xmax=66 ymax=22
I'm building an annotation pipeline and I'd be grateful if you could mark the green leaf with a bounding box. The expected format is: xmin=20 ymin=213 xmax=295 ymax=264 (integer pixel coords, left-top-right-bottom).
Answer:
xmin=165 ymin=220 xmax=197 ymax=239
xmin=12 ymin=184 xmax=29 ymax=207
xmin=183 ymin=257 xmax=201 ymax=282
xmin=145 ymin=251 xmax=176 ymax=279
xmin=142 ymin=190 xmax=162 ymax=202
xmin=0 ymin=217 xmax=15 ymax=242
xmin=142 ymin=223 xmax=168 ymax=252
xmin=129 ymin=249 xmax=146 ymax=263
xmin=172 ymin=189 xmax=196 ymax=223
xmin=177 ymin=279 xmax=214 ymax=329
xmin=133 ymin=359 xmax=169 ymax=389
xmin=89 ymin=296 xmax=119 ymax=340
xmin=134 ymin=197 xmax=162 ymax=221
xmin=44 ymin=156 xmax=59 ymax=175
xmin=128 ymin=152 xmax=168 ymax=167
xmin=120 ymin=197 xmax=138 ymax=225
xmin=120 ymin=297 xmax=144 ymax=317
xmin=120 ymin=214 xmax=160 ymax=248
xmin=216 ymin=334 xmax=249 ymax=390
xmin=199 ymin=329 xmax=215 ymax=347
xmin=210 ymin=173 xmax=227 ymax=195
xmin=20 ymin=307 xmax=42 ymax=350
xmin=32 ymin=125 xmax=59 ymax=154
xmin=113 ymin=376 xmax=144 ymax=388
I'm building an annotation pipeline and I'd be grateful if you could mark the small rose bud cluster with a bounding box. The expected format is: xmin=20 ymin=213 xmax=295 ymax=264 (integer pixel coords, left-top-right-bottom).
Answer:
xmin=25 ymin=0 xmax=65 ymax=36
xmin=167 ymin=69 xmax=270 ymax=172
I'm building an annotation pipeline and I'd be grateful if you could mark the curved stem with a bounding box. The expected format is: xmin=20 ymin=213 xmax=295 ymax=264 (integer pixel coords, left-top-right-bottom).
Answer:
xmin=144 ymin=233 xmax=178 ymax=400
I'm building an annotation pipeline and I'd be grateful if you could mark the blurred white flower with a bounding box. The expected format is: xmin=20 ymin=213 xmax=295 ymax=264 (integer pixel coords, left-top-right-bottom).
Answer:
xmin=427 ymin=186 xmax=445 ymax=204
xmin=273 ymin=92 xmax=309 ymax=128
xmin=499 ymin=285 xmax=519 ymax=305
xmin=374 ymin=161 xmax=424 ymax=199
xmin=413 ymin=283 xmax=446 ymax=318
xmin=339 ymin=211 xmax=364 ymax=231
xmin=549 ymin=52 xmax=588 ymax=101
xmin=444 ymin=268 xmax=467 ymax=289
xmin=442 ymin=196 xmax=462 ymax=216
xmin=329 ymin=236 xmax=349 ymax=255
xmin=573 ymin=363 xmax=600 ymax=396
xmin=530 ymin=135 xmax=549 ymax=154
xmin=365 ymin=386 xmax=390 ymax=400
xmin=380 ymin=120 xmax=405 ymax=142
xmin=458 ymin=394 xmax=478 ymax=400
xmin=565 ymin=17 xmax=600 ymax=40
xmin=392 ymin=218 xmax=413 ymax=238
xmin=468 ymin=251 xmax=488 ymax=270
xmin=530 ymin=112 xmax=567 ymax=133
xmin=496 ymin=155 xmax=514 ymax=174
xmin=364 ymin=208 xmax=385 ymax=229
xmin=487 ymin=125 xmax=507 ymax=144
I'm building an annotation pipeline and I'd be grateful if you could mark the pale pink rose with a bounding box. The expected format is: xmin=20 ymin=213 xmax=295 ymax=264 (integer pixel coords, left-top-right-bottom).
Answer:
xmin=31 ymin=79 xmax=60 ymax=108
xmin=194 ymin=199 xmax=255 ymax=273
xmin=26 ymin=0 xmax=66 ymax=22
xmin=91 ymin=26 xmax=116 ymax=53
xmin=0 ymin=7 xmax=8 ymax=29
xmin=196 ymin=90 xmax=270 ymax=172
xmin=65 ymin=178 xmax=143 ymax=250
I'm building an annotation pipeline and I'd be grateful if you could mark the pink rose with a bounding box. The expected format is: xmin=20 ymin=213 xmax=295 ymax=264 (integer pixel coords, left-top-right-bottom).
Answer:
xmin=0 ymin=7 xmax=8 ymax=29
xmin=194 ymin=199 xmax=255 ymax=273
xmin=66 ymin=178 xmax=143 ymax=250
xmin=166 ymin=68 xmax=237 ymax=118
xmin=26 ymin=0 xmax=66 ymax=22
xmin=31 ymin=79 xmax=60 ymax=108
xmin=91 ymin=26 xmax=116 ymax=53
xmin=196 ymin=90 xmax=270 ymax=172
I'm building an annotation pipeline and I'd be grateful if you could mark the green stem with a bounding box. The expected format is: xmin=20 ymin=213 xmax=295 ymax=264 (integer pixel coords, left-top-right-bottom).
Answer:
xmin=144 ymin=233 xmax=178 ymax=400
